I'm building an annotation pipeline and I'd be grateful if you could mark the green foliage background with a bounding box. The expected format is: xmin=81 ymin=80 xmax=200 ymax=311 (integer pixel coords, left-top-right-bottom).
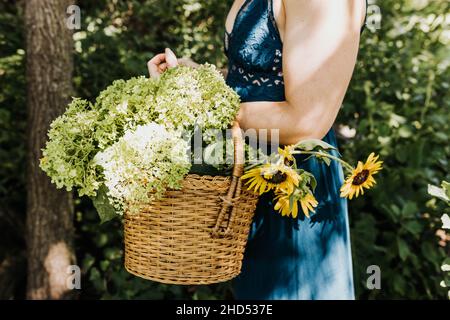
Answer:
xmin=0 ymin=0 xmax=448 ymax=299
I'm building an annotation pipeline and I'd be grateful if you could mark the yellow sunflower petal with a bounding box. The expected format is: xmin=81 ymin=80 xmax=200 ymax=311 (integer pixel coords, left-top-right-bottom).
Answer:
xmin=367 ymin=152 xmax=376 ymax=163
xmin=247 ymin=179 xmax=258 ymax=190
xmin=292 ymin=201 xmax=298 ymax=218
xmin=310 ymin=195 xmax=318 ymax=207
xmin=300 ymin=201 xmax=309 ymax=217
xmin=274 ymin=200 xmax=282 ymax=211
xmin=347 ymin=188 xmax=355 ymax=200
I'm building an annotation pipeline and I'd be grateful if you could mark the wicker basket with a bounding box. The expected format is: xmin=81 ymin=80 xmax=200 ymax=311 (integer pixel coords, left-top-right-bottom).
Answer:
xmin=124 ymin=124 xmax=259 ymax=285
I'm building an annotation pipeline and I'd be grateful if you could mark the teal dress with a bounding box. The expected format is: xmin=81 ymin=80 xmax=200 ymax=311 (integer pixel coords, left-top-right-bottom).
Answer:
xmin=224 ymin=0 xmax=366 ymax=300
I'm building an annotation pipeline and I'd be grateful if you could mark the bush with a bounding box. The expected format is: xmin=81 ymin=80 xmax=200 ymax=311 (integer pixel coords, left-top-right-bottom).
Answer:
xmin=340 ymin=0 xmax=449 ymax=298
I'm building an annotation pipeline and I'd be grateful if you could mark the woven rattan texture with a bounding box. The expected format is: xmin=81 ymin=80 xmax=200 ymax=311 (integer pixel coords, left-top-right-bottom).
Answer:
xmin=124 ymin=174 xmax=258 ymax=285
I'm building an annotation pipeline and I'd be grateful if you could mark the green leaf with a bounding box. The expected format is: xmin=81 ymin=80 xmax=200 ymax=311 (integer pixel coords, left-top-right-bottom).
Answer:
xmin=401 ymin=201 xmax=418 ymax=217
xmin=91 ymin=184 xmax=117 ymax=223
xmin=295 ymin=139 xmax=336 ymax=152
xmin=309 ymin=175 xmax=317 ymax=192
xmin=403 ymin=220 xmax=423 ymax=237
xmin=316 ymin=151 xmax=332 ymax=166
xmin=395 ymin=146 xmax=408 ymax=163
xmin=301 ymin=170 xmax=317 ymax=192
xmin=82 ymin=254 xmax=95 ymax=272
xmin=100 ymin=260 xmax=110 ymax=271
xmin=421 ymin=241 xmax=441 ymax=265
xmin=409 ymin=140 xmax=424 ymax=168
xmin=442 ymin=181 xmax=450 ymax=199
xmin=289 ymin=193 xmax=295 ymax=210
xmin=397 ymin=237 xmax=410 ymax=261
xmin=94 ymin=233 xmax=109 ymax=247
xmin=393 ymin=274 xmax=407 ymax=295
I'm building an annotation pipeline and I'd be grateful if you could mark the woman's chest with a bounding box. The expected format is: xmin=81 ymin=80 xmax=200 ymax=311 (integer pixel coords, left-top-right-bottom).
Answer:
xmin=225 ymin=0 xmax=285 ymax=41
xmin=224 ymin=0 xmax=284 ymax=72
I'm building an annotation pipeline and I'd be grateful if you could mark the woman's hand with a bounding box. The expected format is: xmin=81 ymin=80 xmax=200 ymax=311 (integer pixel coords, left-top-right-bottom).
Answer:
xmin=147 ymin=48 xmax=199 ymax=78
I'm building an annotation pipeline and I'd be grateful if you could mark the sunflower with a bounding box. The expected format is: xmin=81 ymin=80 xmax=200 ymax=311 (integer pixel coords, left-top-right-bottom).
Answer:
xmin=278 ymin=145 xmax=295 ymax=165
xmin=242 ymin=163 xmax=301 ymax=195
xmin=340 ymin=153 xmax=383 ymax=200
xmin=274 ymin=190 xmax=318 ymax=218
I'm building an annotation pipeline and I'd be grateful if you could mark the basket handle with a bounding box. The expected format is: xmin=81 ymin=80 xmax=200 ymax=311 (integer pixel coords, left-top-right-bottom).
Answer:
xmin=211 ymin=122 xmax=245 ymax=238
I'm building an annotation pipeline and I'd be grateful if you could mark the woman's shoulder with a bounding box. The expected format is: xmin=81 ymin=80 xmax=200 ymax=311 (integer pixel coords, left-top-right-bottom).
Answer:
xmin=283 ymin=0 xmax=366 ymax=34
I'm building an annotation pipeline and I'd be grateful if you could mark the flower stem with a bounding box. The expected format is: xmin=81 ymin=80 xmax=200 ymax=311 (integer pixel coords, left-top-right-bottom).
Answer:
xmin=293 ymin=151 xmax=354 ymax=172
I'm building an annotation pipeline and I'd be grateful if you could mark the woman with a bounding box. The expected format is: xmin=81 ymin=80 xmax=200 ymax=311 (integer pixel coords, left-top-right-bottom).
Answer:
xmin=148 ymin=0 xmax=367 ymax=300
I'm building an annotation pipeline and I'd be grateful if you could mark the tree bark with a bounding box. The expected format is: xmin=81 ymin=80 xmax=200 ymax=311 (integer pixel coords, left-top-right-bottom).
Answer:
xmin=25 ymin=0 xmax=75 ymax=299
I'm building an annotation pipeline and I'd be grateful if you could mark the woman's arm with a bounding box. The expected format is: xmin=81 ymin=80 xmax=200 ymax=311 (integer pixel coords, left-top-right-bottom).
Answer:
xmin=237 ymin=0 xmax=366 ymax=145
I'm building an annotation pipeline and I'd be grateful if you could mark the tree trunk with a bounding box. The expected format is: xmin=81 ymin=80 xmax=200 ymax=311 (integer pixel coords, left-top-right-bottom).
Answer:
xmin=25 ymin=0 xmax=75 ymax=300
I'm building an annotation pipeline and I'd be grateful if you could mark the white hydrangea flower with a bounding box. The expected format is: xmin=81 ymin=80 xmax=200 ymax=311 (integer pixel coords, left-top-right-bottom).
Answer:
xmin=94 ymin=123 xmax=190 ymax=214
xmin=116 ymin=101 xmax=128 ymax=114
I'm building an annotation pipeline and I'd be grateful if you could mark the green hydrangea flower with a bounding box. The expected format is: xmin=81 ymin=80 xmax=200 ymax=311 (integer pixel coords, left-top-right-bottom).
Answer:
xmin=40 ymin=98 xmax=100 ymax=196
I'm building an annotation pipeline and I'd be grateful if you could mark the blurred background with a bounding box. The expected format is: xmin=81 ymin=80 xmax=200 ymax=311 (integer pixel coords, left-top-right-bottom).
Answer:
xmin=0 ymin=0 xmax=449 ymax=299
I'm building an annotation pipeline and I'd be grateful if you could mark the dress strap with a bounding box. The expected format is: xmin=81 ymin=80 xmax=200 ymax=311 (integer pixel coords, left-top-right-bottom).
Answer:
xmin=267 ymin=0 xmax=283 ymax=43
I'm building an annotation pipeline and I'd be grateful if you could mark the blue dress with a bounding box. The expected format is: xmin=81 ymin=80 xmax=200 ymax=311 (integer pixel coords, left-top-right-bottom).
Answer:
xmin=225 ymin=0 xmax=363 ymax=300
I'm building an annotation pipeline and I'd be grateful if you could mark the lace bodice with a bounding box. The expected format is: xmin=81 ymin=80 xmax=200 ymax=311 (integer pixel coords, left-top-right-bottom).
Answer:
xmin=224 ymin=0 xmax=285 ymax=102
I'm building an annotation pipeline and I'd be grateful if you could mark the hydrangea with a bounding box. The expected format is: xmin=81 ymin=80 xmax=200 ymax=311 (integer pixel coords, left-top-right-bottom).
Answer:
xmin=156 ymin=64 xmax=240 ymax=141
xmin=94 ymin=76 xmax=159 ymax=149
xmin=40 ymin=76 xmax=160 ymax=197
xmin=93 ymin=123 xmax=191 ymax=214
xmin=40 ymin=98 xmax=101 ymax=197
xmin=41 ymin=64 xmax=240 ymax=218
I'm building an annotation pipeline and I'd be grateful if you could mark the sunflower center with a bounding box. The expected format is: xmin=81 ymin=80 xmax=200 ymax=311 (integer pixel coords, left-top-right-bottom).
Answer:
xmin=352 ymin=170 xmax=369 ymax=185
xmin=284 ymin=158 xmax=294 ymax=166
xmin=266 ymin=171 xmax=287 ymax=184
